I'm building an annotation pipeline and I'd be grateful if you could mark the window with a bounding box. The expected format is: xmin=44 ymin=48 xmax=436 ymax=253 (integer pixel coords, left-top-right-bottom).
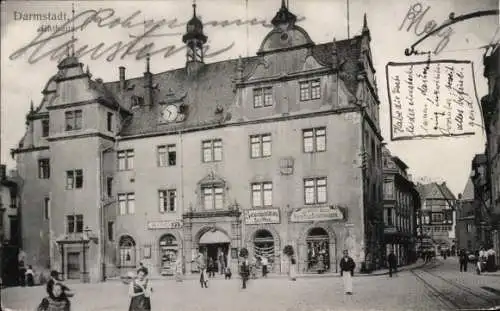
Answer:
xmin=202 ymin=139 xmax=222 ymax=162
xmin=251 ymin=182 xmax=273 ymax=207
xmin=66 ymin=169 xmax=83 ymax=189
xmin=431 ymin=213 xmax=443 ymax=222
xmin=41 ymin=119 xmax=49 ymax=137
xmin=299 ymin=79 xmax=321 ymax=101
xmin=65 ymin=110 xmax=82 ymax=131
xmin=466 ymin=223 xmax=473 ymax=233
xmin=107 ymin=112 xmax=113 ymax=132
xmin=202 ymin=185 xmax=224 ymax=210
xmin=304 ymin=177 xmax=327 ymax=204
xmin=106 ymin=177 xmax=113 ymax=197
xmin=250 ymin=134 xmax=272 ymax=158
xmin=66 ymin=215 xmax=83 ymax=233
xmin=158 ymin=145 xmax=176 ymax=167
xmin=117 ymin=150 xmax=134 ymax=171
xmin=383 ymin=181 xmax=394 ymax=198
xmin=253 ymin=87 xmax=273 ymax=108
xmin=387 ymin=208 xmax=393 ymax=226
xmin=43 ymin=197 xmax=50 ymax=220
xmin=108 ymin=221 xmax=114 ymax=241
xmin=38 ymin=159 xmax=50 ymax=179
xmin=303 ymin=127 xmax=326 ymax=153
xmin=159 ymin=189 xmax=177 ymax=212
xmin=424 ymin=214 xmax=430 ymax=224
xmin=118 ymin=193 xmax=135 ymax=215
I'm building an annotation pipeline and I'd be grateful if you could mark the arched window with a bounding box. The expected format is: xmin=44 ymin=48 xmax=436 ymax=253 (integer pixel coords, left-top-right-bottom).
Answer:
xmin=119 ymin=235 xmax=136 ymax=268
xmin=254 ymin=229 xmax=275 ymax=271
xmin=306 ymin=227 xmax=330 ymax=272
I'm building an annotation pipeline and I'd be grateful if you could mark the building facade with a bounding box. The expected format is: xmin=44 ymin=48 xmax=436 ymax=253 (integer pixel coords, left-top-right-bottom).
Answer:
xmin=416 ymin=182 xmax=457 ymax=255
xmin=381 ymin=147 xmax=420 ymax=266
xmin=481 ymin=44 xmax=500 ymax=264
xmin=0 ymin=164 xmax=21 ymax=286
xmin=456 ymin=177 xmax=478 ymax=252
xmin=11 ymin=3 xmax=384 ymax=282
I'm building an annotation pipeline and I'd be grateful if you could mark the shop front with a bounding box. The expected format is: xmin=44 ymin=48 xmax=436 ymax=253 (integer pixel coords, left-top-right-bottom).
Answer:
xmin=243 ymin=209 xmax=281 ymax=273
xmin=159 ymin=234 xmax=179 ymax=276
xmin=146 ymin=220 xmax=183 ymax=276
xmin=292 ymin=206 xmax=343 ymax=274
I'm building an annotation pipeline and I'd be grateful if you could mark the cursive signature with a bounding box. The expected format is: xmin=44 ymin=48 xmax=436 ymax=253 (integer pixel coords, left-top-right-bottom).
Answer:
xmin=9 ymin=8 xmax=306 ymax=64
xmin=399 ymin=3 xmax=454 ymax=55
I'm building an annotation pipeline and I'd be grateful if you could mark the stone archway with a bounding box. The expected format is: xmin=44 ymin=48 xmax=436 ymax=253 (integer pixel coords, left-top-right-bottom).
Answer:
xmin=118 ymin=235 xmax=136 ymax=269
xmin=245 ymin=225 xmax=281 ymax=273
xmin=298 ymin=223 xmax=337 ymax=273
xmin=194 ymin=226 xmax=232 ymax=274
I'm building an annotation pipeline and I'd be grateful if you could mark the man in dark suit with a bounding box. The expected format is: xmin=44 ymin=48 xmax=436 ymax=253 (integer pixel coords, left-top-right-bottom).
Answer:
xmin=339 ymin=250 xmax=355 ymax=295
xmin=388 ymin=250 xmax=397 ymax=277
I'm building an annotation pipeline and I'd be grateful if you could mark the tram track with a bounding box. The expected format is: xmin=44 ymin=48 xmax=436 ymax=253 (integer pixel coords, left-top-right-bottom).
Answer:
xmin=410 ymin=262 xmax=500 ymax=310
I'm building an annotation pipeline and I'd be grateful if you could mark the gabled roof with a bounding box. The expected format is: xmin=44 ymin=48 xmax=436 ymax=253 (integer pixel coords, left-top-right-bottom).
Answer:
xmin=103 ymin=38 xmax=364 ymax=137
xmin=416 ymin=182 xmax=456 ymax=201
xmin=461 ymin=178 xmax=475 ymax=201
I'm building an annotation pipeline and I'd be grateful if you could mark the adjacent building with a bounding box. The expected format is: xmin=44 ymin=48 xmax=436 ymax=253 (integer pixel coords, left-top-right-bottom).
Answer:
xmin=381 ymin=147 xmax=420 ymax=266
xmin=11 ymin=2 xmax=385 ymax=282
xmin=481 ymin=44 xmax=500 ymax=264
xmin=416 ymin=182 xmax=457 ymax=255
xmin=456 ymin=177 xmax=478 ymax=252
xmin=0 ymin=164 xmax=21 ymax=286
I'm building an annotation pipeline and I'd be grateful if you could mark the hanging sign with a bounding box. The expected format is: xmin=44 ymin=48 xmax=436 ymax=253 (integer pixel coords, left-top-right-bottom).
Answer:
xmin=244 ymin=209 xmax=280 ymax=225
xmin=147 ymin=220 xmax=183 ymax=230
xmin=290 ymin=206 xmax=345 ymax=222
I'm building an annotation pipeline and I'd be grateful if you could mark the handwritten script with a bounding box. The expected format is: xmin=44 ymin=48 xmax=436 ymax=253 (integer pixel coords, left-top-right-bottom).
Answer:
xmin=386 ymin=60 xmax=478 ymax=140
xmin=399 ymin=3 xmax=454 ymax=55
xmin=9 ymin=8 xmax=306 ymax=64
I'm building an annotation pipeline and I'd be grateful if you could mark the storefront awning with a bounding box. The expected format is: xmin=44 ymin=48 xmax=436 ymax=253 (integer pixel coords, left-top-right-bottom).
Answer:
xmin=199 ymin=230 xmax=230 ymax=244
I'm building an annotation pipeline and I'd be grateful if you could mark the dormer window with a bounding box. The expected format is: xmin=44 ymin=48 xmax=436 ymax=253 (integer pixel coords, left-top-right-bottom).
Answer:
xmin=299 ymin=79 xmax=321 ymax=101
xmin=253 ymin=87 xmax=273 ymax=108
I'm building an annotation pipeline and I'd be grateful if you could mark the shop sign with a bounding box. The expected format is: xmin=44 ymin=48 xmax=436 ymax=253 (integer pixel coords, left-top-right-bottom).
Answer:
xmin=244 ymin=209 xmax=280 ymax=225
xmin=147 ymin=220 xmax=183 ymax=230
xmin=290 ymin=206 xmax=345 ymax=222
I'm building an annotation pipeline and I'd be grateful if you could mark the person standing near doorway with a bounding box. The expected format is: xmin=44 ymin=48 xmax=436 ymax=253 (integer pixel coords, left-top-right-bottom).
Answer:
xmin=339 ymin=250 xmax=355 ymax=295
xmin=261 ymin=256 xmax=269 ymax=278
xmin=240 ymin=257 xmax=250 ymax=289
xmin=208 ymin=257 xmax=215 ymax=278
xmin=194 ymin=252 xmax=208 ymax=288
xmin=219 ymin=251 xmax=226 ymax=275
xmin=387 ymin=250 xmax=397 ymax=277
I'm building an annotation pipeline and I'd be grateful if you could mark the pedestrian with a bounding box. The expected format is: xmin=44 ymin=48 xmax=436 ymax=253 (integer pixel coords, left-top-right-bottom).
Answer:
xmin=340 ymin=250 xmax=355 ymax=295
xmin=224 ymin=267 xmax=232 ymax=280
xmin=37 ymin=283 xmax=70 ymax=311
xmin=175 ymin=258 xmax=183 ymax=282
xmin=194 ymin=252 xmax=208 ymax=288
xmin=18 ymin=260 xmax=26 ymax=287
xmin=240 ymin=257 xmax=250 ymax=289
xmin=208 ymin=257 xmax=215 ymax=278
xmin=219 ymin=251 xmax=226 ymax=275
xmin=459 ymin=249 xmax=468 ymax=272
xmin=477 ymin=247 xmax=487 ymax=274
xmin=25 ymin=265 xmax=35 ymax=286
xmin=128 ymin=268 xmax=152 ymax=311
xmin=387 ymin=250 xmax=397 ymax=277
xmin=261 ymin=256 xmax=269 ymax=277
xmin=46 ymin=270 xmax=73 ymax=306
xmin=137 ymin=262 xmax=148 ymax=276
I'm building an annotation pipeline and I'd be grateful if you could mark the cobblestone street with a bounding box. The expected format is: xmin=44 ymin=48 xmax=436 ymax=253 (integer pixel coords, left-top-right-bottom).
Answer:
xmin=3 ymin=259 xmax=500 ymax=311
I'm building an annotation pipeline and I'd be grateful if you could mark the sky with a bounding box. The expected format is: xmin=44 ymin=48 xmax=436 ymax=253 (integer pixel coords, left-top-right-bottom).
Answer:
xmin=0 ymin=0 xmax=499 ymax=196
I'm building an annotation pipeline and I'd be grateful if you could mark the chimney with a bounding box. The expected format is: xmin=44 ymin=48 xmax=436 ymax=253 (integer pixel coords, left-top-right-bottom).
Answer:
xmin=144 ymin=55 xmax=153 ymax=107
xmin=0 ymin=165 xmax=6 ymax=180
xmin=119 ymin=66 xmax=126 ymax=91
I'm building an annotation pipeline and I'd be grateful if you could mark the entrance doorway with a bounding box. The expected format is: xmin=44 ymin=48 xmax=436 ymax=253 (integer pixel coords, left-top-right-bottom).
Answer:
xmin=67 ymin=252 xmax=80 ymax=279
xmin=306 ymin=227 xmax=330 ymax=273
xmin=198 ymin=229 xmax=231 ymax=274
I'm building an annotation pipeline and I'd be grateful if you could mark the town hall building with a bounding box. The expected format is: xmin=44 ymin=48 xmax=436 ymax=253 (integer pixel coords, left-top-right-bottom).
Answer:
xmin=12 ymin=1 xmax=384 ymax=282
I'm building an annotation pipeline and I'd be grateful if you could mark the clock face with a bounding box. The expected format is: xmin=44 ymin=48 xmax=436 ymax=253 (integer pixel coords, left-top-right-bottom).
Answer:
xmin=161 ymin=105 xmax=178 ymax=122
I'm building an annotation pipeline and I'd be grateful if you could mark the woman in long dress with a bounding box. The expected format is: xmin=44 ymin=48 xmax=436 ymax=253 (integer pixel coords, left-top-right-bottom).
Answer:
xmin=128 ymin=268 xmax=152 ymax=311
